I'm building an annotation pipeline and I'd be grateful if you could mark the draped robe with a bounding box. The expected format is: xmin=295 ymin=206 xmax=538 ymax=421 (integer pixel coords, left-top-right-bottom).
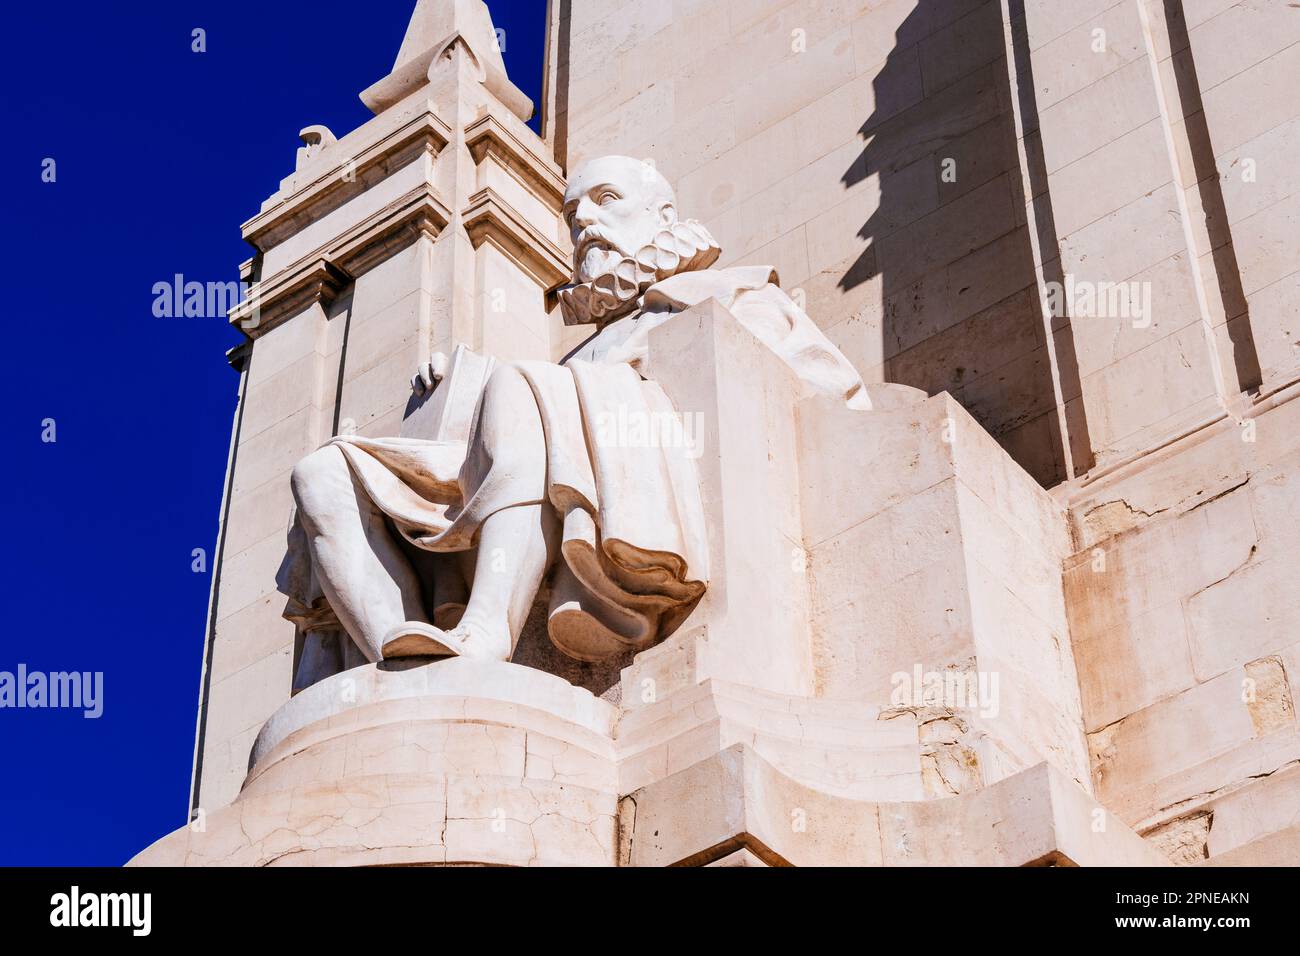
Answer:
xmin=281 ymin=265 xmax=867 ymax=661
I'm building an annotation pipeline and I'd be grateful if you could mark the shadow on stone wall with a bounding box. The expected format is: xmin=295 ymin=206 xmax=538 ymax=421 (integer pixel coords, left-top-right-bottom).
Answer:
xmin=1161 ymin=0 xmax=1261 ymax=395
xmin=839 ymin=0 xmax=1086 ymax=486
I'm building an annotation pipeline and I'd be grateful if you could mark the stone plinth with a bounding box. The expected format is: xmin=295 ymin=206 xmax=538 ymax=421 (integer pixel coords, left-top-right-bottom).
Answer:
xmin=135 ymin=659 xmax=619 ymax=867
xmin=797 ymin=385 xmax=1089 ymax=794
xmin=132 ymin=649 xmax=1157 ymax=866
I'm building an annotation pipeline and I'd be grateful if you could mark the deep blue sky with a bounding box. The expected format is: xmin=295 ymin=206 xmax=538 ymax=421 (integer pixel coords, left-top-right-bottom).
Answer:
xmin=0 ymin=0 xmax=546 ymax=866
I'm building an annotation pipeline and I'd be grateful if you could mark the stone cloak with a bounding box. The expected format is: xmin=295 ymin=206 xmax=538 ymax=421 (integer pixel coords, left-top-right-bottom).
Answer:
xmin=284 ymin=358 xmax=709 ymax=662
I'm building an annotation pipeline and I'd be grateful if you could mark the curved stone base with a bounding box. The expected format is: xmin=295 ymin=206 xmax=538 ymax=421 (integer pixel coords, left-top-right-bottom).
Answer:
xmin=132 ymin=660 xmax=620 ymax=867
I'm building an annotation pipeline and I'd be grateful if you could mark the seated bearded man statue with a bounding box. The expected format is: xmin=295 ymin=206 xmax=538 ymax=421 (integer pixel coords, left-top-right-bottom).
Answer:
xmin=281 ymin=155 xmax=870 ymax=671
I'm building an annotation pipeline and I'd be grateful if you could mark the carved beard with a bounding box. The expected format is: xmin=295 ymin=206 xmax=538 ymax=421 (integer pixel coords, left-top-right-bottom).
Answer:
xmin=557 ymin=220 xmax=722 ymax=327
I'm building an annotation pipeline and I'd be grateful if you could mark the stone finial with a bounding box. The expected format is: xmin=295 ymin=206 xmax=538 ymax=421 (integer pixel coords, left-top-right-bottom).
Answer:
xmin=360 ymin=0 xmax=532 ymax=121
xmin=295 ymin=125 xmax=337 ymax=171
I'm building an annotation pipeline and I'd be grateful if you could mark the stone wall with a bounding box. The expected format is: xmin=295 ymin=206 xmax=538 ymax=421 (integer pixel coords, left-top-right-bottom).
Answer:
xmin=548 ymin=0 xmax=1300 ymax=864
xmin=1019 ymin=0 xmax=1300 ymax=864
xmin=550 ymin=0 xmax=1069 ymax=485
xmin=1063 ymin=386 xmax=1300 ymax=863
xmin=1012 ymin=0 xmax=1299 ymax=473
xmin=1182 ymin=0 xmax=1300 ymax=395
xmin=200 ymin=305 xmax=339 ymax=810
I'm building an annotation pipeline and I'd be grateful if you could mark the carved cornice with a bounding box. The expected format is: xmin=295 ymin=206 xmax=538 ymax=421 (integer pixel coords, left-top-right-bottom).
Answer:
xmin=241 ymin=110 xmax=452 ymax=253
xmin=462 ymin=187 xmax=570 ymax=289
xmin=228 ymin=258 xmax=348 ymax=334
xmin=464 ymin=114 xmax=566 ymax=212
xmin=331 ymin=186 xmax=450 ymax=277
xmin=230 ymin=185 xmax=451 ymax=337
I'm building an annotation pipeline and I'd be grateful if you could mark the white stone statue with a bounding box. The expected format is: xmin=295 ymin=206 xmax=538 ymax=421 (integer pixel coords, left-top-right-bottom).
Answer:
xmin=282 ymin=156 xmax=869 ymax=670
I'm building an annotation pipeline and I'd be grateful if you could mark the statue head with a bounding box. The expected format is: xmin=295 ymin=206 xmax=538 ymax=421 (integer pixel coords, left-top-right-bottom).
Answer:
xmin=564 ymin=156 xmax=677 ymax=282
xmin=558 ymin=156 xmax=719 ymax=326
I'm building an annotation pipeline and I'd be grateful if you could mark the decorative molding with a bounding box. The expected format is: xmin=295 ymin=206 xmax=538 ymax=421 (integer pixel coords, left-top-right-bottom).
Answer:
xmin=462 ymin=187 xmax=570 ymax=289
xmin=228 ymin=258 xmax=347 ymax=335
xmin=232 ymin=185 xmax=453 ymax=338
xmin=225 ymin=339 xmax=252 ymax=373
xmin=295 ymin=125 xmax=338 ymax=172
xmin=241 ymin=110 xmax=452 ymax=253
xmin=331 ymin=187 xmax=451 ymax=277
xmin=464 ymin=114 xmax=566 ymax=211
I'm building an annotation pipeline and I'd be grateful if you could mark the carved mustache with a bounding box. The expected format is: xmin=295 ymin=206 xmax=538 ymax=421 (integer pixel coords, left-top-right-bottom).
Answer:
xmin=574 ymin=227 xmax=616 ymax=264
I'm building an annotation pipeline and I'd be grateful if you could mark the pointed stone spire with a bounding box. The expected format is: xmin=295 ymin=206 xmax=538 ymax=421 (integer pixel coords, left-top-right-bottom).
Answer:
xmin=361 ymin=0 xmax=532 ymax=121
xmin=392 ymin=0 xmax=504 ymax=73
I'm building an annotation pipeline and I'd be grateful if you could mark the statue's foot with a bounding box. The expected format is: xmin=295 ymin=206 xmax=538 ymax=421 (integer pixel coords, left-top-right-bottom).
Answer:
xmin=380 ymin=620 xmax=510 ymax=662
xmin=380 ymin=621 xmax=456 ymax=658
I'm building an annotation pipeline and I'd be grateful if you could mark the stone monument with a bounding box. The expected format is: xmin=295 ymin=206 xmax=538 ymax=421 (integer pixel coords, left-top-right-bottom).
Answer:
xmin=132 ymin=0 xmax=1299 ymax=866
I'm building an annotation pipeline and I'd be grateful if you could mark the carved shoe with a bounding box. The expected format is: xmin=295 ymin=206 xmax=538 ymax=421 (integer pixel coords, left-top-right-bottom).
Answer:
xmin=380 ymin=621 xmax=457 ymax=658
xmin=380 ymin=621 xmax=511 ymax=661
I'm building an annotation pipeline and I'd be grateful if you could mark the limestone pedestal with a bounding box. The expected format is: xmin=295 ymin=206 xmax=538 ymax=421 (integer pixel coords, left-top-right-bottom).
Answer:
xmin=131 ymin=654 xmax=1163 ymax=867
xmin=135 ymin=659 xmax=618 ymax=867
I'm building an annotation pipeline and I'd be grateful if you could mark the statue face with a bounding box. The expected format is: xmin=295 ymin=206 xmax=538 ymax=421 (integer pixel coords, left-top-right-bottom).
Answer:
xmin=563 ymin=156 xmax=677 ymax=284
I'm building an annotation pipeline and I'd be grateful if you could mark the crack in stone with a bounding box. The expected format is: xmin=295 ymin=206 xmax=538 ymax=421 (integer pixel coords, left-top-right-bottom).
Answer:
xmin=1084 ymin=498 xmax=1168 ymax=521
xmin=1136 ymin=757 xmax=1300 ymax=833
xmin=1181 ymin=473 xmax=1252 ymax=515
xmin=1188 ymin=543 xmax=1258 ymax=600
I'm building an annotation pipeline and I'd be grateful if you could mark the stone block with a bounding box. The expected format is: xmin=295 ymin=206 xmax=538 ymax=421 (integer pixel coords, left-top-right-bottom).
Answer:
xmin=1030 ymin=2 xmax=1147 ymax=111
xmin=645 ymin=302 xmax=814 ymax=697
xmin=1199 ymin=39 xmax=1300 ymax=157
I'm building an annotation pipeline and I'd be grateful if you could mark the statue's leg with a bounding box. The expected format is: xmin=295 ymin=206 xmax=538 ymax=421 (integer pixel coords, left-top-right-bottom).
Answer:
xmin=453 ymin=501 xmax=560 ymax=660
xmin=444 ymin=361 xmax=560 ymax=659
xmin=290 ymin=444 xmax=427 ymax=661
xmin=384 ymin=361 xmax=559 ymax=661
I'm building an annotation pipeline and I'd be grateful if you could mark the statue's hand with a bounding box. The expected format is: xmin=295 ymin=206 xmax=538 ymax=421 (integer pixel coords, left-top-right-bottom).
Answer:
xmin=411 ymin=352 xmax=450 ymax=396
